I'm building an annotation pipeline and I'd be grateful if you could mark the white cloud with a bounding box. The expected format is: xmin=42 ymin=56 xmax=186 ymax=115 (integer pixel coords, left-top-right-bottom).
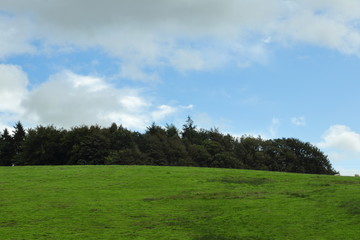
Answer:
xmin=274 ymin=9 xmax=360 ymax=55
xmin=20 ymin=70 xmax=180 ymax=130
xmin=0 ymin=64 xmax=30 ymax=130
xmin=70 ymin=74 xmax=108 ymax=92
xmin=0 ymin=64 xmax=28 ymax=113
xmin=151 ymin=105 xmax=177 ymax=121
xmin=119 ymin=96 xmax=149 ymax=113
xmin=291 ymin=116 xmax=306 ymax=126
xmin=318 ymin=125 xmax=360 ymax=152
xmin=98 ymin=112 xmax=149 ymax=131
xmin=181 ymin=104 xmax=194 ymax=110
xmin=317 ymin=125 xmax=360 ymax=175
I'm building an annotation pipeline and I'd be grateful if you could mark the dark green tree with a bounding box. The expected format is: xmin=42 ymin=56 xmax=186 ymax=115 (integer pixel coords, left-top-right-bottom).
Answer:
xmin=211 ymin=151 xmax=243 ymax=169
xmin=263 ymin=138 xmax=337 ymax=174
xmin=141 ymin=123 xmax=169 ymax=165
xmin=0 ymin=129 xmax=14 ymax=166
xmin=106 ymin=123 xmax=137 ymax=151
xmin=67 ymin=125 xmax=110 ymax=165
xmin=187 ymin=144 xmax=212 ymax=167
xmin=182 ymin=116 xmax=200 ymax=144
xmin=12 ymin=121 xmax=26 ymax=164
xmin=166 ymin=127 xmax=192 ymax=166
xmin=0 ymin=120 xmax=337 ymax=174
xmin=20 ymin=126 xmax=67 ymax=165
xmin=105 ymin=148 xmax=145 ymax=165
xmin=239 ymin=136 xmax=265 ymax=169
xmin=165 ymin=124 xmax=179 ymax=138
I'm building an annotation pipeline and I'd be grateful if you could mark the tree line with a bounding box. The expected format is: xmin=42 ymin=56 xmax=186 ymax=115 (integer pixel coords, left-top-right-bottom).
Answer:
xmin=0 ymin=118 xmax=337 ymax=175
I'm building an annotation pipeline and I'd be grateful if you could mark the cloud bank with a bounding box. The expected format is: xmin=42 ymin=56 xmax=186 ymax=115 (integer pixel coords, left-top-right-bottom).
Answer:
xmin=318 ymin=125 xmax=360 ymax=153
xmin=2 ymin=0 xmax=360 ymax=76
xmin=2 ymin=1 xmax=360 ymax=138
xmin=0 ymin=66 xmax=186 ymax=130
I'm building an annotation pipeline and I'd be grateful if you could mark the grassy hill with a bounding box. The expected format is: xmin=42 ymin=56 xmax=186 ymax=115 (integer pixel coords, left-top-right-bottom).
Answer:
xmin=0 ymin=165 xmax=359 ymax=240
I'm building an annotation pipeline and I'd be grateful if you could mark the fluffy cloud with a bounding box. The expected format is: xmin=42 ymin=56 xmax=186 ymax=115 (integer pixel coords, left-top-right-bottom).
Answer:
xmin=151 ymin=105 xmax=177 ymax=121
xmin=0 ymin=0 xmax=280 ymax=74
xmin=0 ymin=64 xmax=28 ymax=113
xmin=317 ymin=125 xmax=360 ymax=175
xmin=2 ymin=1 xmax=360 ymax=78
xmin=318 ymin=125 xmax=360 ymax=152
xmin=20 ymin=70 xmax=183 ymax=130
xmin=0 ymin=64 xmax=29 ymax=130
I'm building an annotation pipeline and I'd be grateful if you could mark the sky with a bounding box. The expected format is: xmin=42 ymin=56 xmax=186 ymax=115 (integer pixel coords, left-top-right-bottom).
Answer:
xmin=1 ymin=0 xmax=360 ymax=175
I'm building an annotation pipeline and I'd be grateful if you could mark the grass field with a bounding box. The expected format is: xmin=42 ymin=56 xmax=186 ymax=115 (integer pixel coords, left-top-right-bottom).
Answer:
xmin=0 ymin=165 xmax=360 ymax=239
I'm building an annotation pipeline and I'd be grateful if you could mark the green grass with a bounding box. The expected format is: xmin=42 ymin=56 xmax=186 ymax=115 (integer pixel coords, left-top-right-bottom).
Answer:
xmin=1 ymin=165 xmax=360 ymax=239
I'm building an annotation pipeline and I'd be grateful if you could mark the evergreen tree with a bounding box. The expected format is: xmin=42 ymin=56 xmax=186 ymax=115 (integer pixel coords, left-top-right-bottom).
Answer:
xmin=67 ymin=125 xmax=110 ymax=165
xmin=20 ymin=126 xmax=67 ymax=165
xmin=182 ymin=116 xmax=199 ymax=144
xmin=187 ymin=144 xmax=212 ymax=167
xmin=12 ymin=121 xmax=26 ymax=163
xmin=0 ymin=129 xmax=14 ymax=166
xmin=142 ymin=123 xmax=169 ymax=165
xmin=165 ymin=124 xmax=179 ymax=138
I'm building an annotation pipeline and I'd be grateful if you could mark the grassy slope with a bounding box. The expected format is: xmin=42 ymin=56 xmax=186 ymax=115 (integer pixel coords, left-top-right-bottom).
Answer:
xmin=0 ymin=165 xmax=360 ymax=240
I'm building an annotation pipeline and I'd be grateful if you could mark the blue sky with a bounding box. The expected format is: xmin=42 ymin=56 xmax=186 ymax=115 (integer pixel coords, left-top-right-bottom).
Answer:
xmin=1 ymin=0 xmax=360 ymax=175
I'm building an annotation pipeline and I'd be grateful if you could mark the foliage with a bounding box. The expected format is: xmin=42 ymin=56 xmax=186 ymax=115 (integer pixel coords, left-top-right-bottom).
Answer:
xmin=0 ymin=118 xmax=337 ymax=174
xmin=19 ymin=126 xmax=67 ymax=165
xmin=0 ymin=129 xmax=14 ymax=166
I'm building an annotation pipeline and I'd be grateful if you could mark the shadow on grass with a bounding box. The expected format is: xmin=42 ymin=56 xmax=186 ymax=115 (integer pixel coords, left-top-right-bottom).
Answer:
xmin=195 ymin=235 xmax=261 ymax=240
xmin=0 ymin=220 xmax=17 ymax=227
xmin=144 ymin=191 xmax=267 ymax=201
xmin=283 ymin=191 xmax=310 ymax=198
xmin=208 ymin=176 xmax=271 ymax=186
xmin=340 ymin=199 xmax=360 ymax=216
xmin=333 ymin=180 xmax=360 ymax=185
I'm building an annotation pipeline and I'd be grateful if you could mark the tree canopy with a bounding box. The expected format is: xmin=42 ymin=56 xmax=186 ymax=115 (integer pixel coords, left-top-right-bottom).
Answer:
xmin=0 ymin=118 xmax=337 ymax=175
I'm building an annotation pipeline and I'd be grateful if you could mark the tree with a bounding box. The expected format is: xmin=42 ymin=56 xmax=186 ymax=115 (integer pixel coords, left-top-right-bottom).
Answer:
xmin=142 ymin=123 xmax=169 ymax=165
xmin=187 ymin=144 xmax=212 ymax=167
xmin=12 ymin=121 xmax=26 ymax=163
xmin=105 ymin=148 xmax=145 ymax=165
xmin=211 ymin=152 xmax=243 ymax=169
xmin=165 ymin=124 xmax=179 ymax=138
xmin=239 ymin=136 xmax=265 ymax=169
xmin=166 ymin=131 xmax=192 ymax=166
xmin=264 ymin=138 xmax=337 ymax=174
xmin=0 ymin=121 xmax=338 ymax=174
xmin=0 ymin=129 xmax=14 ymax=166
xmin=107 ymin=124 xmax=136 ymax=151
xmin=20 ymin=126 xmax=67 ymax=165
xmin=182 ymin=116 xmax=200 ymax=144
xmin=66 ymin=125 xmax=110 ymax=165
